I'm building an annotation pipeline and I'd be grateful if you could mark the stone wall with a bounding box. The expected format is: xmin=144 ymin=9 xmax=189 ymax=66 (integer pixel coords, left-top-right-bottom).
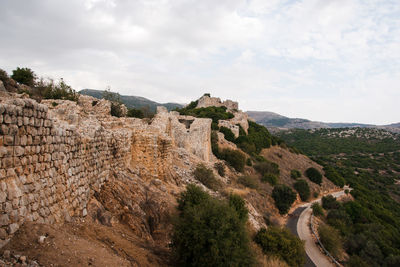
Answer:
xmin=196 ymin=95 xmax=239 ymax=111
xmin=0 ymin=95 xmax=215 ymax=243
xmin=0 ymin=97 xmax=136 ymax=242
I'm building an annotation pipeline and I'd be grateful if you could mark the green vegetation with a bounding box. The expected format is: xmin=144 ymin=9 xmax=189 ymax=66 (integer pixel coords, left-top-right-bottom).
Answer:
xmin=290 ymin=169 xmax=301 ymax=179
xmin=35 ymin=77 xmax=78 ymax=101
xmin=323 ymin=166 xmax=345 ymax=187
xmin=235 ymin=121 xmax=281 ymax=154
xmin=11 ymin=67 xmax=36 ymax=86
xmin=261 ymin=173 xmax=278 ymax=186
xmin=127 ymin=108 xmax=144 ymax=118
xmin=176 ymin=105 xmax=234 ymax=124
xmin=277 ymin=128 xmax=400 ymax=266
xmin=321 ymin=195 xmax=340 ymax=210
xmin=228 ymin=194 xmax=248 ymax=222
xmin=254 ymin=161 xmax=280 ymax=176
xmin=214 ymin=162 xmax=225 ymax=177
xmin=103 ymin=88 xmax=124 ymax=117
xmin=237 ymin=175 xmax=258 ymax=189
xmin=318 ymin=224 xmax=343 ymax=259
xmin=254 ymin=227 xmax=305 ymax=267
xmin=272 ymin=184 xmax=297 ymax=214
xmin=193 ymin=164 xmax=221 ymax=190
xmin=219 ymin=126 xmax=236 ymax=142
xmin=172 ymin=185 xmax=254 ymax=266
xmin=311 ymin=202 xmax=324 ymax=217
xmin=293 ymin=179 xmax=310 ymax=201
xmin=305 ymin=167 xmax=322 ymax=185
xmin=220 ymin=148 xmax=246 ymax=172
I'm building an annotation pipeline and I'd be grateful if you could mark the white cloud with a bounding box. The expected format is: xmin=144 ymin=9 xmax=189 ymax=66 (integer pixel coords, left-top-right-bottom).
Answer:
xmin=0 ymin=0 xmax=399 ymax=124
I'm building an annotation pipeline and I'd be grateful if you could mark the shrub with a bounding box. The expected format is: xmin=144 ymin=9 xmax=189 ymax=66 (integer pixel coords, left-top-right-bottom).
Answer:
xmin=272 ymin=185 xmax=297 ymax=214
xmin=246 ymin=158 xmax=252 ymax=166
xmin=293 ymin=179 xmax=310 ymax=201
xmin=193 ymin=164 xmax=220 ymax=190
xmin=290 ymin=169 xmax=301 ymax=179
xmin=234 ymin=120 xmax=276 ymax=154
xmin=254 ymin=161 xmax=280 ymax=176
xmin=318 ymin=224 xmax=342 ymax=258
xmin=305 ymin=167 xmax=322 ymax=185
xmin=11 ymin=67 xmax=36 ymax=86
xmin=221 ymin=148 xmax=246 ymax=172
xmin=176 ymin=105 xmax=234 ymax=124
xmin=127 ymin=108 xmax=144 ymax=118
xmin=254 ymin=227 xmax=305 ymax=267
xmin=238 ymin=175 xmax=258 ymax=189
xmin=110 ymin=102 xmax=124 ymax=117
xmin=214 ymin=162 xmax=225 ymax=177
xmin=0 ymin=68 xmax=9 ymax=83
xmin=229 ymin=194 xmax=248 ymax=222
xmin=211 ymin=122 xmax=219 ymax=130
xmin=321 ymin=195 xmax=340 ymax=210
xmin=219 ymin=126 xmax=236 ymax=143
xmin=313 ymin=191 xmax=319 ymax=198
xmin=311 ymin=203 xmax=324 ymax=217
xmin=172 ymin=185 xmax=255 ymax=266
xmin=35 ymin=78 xmax=78 ymax=101
xmin=261 ymin=173 xmax=278 ymax=186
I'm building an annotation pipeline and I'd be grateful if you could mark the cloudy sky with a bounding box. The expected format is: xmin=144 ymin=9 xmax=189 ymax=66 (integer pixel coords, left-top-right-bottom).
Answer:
xmin=1 ymin=0 xmax=399 ymax=124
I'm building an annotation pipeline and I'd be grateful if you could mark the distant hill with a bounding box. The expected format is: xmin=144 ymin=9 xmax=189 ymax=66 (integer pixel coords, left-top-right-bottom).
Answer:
xmin=246 ymin=111 xmax=400 ymax=132
xmin=80 ymin=89 xmax=183 ymax=112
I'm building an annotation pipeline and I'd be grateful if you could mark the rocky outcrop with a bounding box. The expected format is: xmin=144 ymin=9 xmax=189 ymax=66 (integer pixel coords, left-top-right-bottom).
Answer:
xmin=196 ymin=95 xmax=238 ymax=111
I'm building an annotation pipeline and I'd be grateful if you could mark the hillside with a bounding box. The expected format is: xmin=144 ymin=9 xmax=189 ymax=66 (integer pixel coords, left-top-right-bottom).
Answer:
xmin=0 ymin=79 xmax=338 ymax=266
xmin=276 ymin=127 xmax=400 ymax=266
xmin=80 ymin=89 xmax=183 ymax=112
xmin=247 ymin=110 xmax=400 ymax=132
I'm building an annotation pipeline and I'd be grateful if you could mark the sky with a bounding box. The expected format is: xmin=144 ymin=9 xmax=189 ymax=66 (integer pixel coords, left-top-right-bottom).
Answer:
xmin=0 ymin=0 xmax=399 ymax=125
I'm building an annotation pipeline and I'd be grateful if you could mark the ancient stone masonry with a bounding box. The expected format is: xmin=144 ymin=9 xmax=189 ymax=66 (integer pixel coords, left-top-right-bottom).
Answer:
xmin=0 ymin=94 xmax=216 ymax=242
xmin=196 ymin=95 xmax=249 ymax=134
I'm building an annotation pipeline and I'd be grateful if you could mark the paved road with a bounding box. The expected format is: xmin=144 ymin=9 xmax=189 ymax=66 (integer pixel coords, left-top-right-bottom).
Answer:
xmin=287 ymin=189 xmax=348 ymax=267
xmin=286 ymin=207 xmax=315 ymax=267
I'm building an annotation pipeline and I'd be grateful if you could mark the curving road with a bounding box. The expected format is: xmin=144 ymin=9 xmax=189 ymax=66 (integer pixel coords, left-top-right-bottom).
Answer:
xmin=286 ymin=189 xmax=349 ymax=267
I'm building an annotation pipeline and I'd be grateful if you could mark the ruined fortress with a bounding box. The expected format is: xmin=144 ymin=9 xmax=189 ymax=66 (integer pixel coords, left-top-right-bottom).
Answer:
xmin=0 ymin=92 xmax=249 ymax=243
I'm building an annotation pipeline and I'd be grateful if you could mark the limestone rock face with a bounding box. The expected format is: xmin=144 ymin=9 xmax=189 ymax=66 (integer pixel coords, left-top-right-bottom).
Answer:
xmin=0 ymin=81 xmax=6 ymax=92
xmin=218 ymin=120 xmax=239 ymax=138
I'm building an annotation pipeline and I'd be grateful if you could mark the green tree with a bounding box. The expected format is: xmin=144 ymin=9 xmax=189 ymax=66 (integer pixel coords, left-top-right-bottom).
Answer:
xmin=172 ymin=185 xmax=255 ymax=266
xmin=305 ymin=167 xmax=322 ymax=185
xmin=255 ymin=227 xmax=305 ymax=267
xmin=290 ymin=169 xmax=301 ymax=179
xmin=127 ymin=108 xmax=144 ymax=118
xmin=318 ymin=224 xmax=343 ymax=258
xmin=272 ymin=184 xmax=297 ymax=214
xmin=293 ymin=179 xmax=310 ymax=201
xmin=261 ymin=173 xmax=278 ymax=186
xmin=311 ymin=203 xmax=324 ymax=217
xmin=11 ymin=67 xmax=36 ymax=86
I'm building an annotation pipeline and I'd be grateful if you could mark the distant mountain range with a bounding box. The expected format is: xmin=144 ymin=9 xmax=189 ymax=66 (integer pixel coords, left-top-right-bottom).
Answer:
xmin=80 ymin=89 xmax=183 ymax=112
xmin=246 ymin=111 xmax=400 ymax=133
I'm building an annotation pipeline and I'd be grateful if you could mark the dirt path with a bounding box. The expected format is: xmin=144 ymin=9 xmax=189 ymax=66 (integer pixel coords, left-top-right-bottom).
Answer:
xmin=287 ymin=189 xmax=348 ymax=267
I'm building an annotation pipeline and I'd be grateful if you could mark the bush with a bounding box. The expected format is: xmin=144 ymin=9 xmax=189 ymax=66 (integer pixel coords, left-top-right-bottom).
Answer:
xmin=172 ymin=185 xmax=255 ymax=266
xmin=261 ymin=173 xmax=278 ymax=186
xmin=193 ymin=164 xmax=220 ymax=190
xmin=35 ymin=78 xmax=78 ymax=101
xmin=305 ymin=167 xmax=322 ymax=185
xmin=127 ymin=108 xmax=144 ymax=118
xmin=293 ymin=179 xmax=310 ymax=201
xmin=221 ymin=148 xmax=246 ymax=172
xmin=219 ymin=126 xmax=236 ymax=143
xmin=229 ymin=194 xmax=248 ymax=222
xmin=311 ymin=203 xmax=324 ymax=217
xmin=176 ymin=105 xmax=234 ymax=124
xmin=290 ymin=169 xmax=301 ymax=179
xmin=214 ymin=162 xmax=225 ymax=177
xmin=272 ymin=185 xmax=297 ymax=214
xmin=254 ymin=227 xmax=305 ymax=267
xmin=11 ymin=67 xmax=36 ymax=86
xmin=237 ymin=175 xmax=258 ymax=189
xmin=318 ymin=224 xmax=342 ymax=258
xmin=0 ymin=68 xmax=9 ymax=83
xmin=321 ymin=195 xmax=340 ymax=210
xmin=254 ymin=161 xmax=280 ymax=176
xmin=246 ymin=158 xmax=252 ymax=166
